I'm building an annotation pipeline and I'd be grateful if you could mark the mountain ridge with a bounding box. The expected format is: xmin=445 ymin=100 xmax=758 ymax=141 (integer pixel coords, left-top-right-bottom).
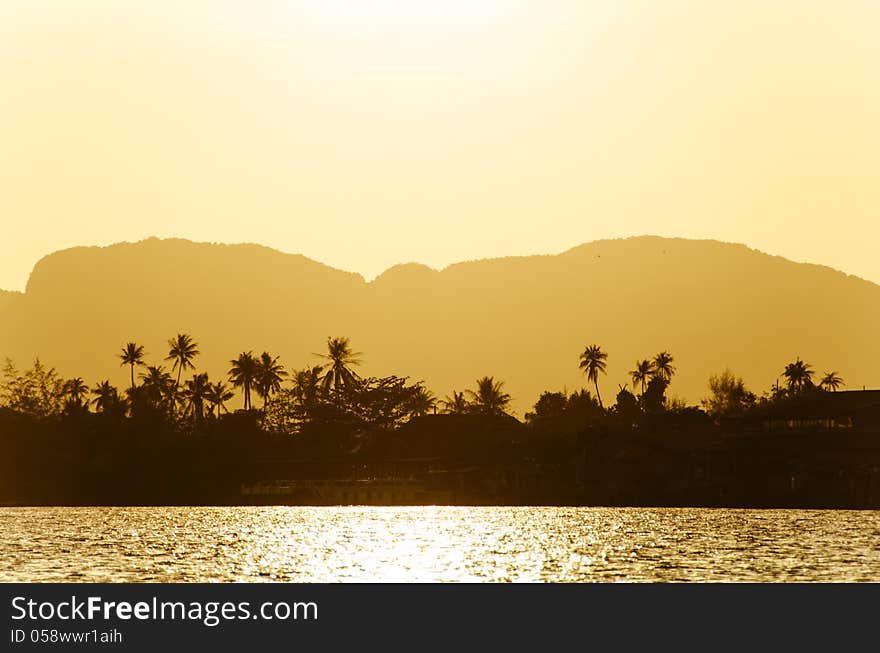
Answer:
xmin=13 ymin=235 xmax=877 ymax=292
xmin=1 ymin=236 xmax=877 ymax=411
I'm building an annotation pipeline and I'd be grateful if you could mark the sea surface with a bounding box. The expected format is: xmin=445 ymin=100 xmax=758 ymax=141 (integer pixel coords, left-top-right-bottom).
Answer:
xmin=1 ymin=506 xmax=878 ymax=582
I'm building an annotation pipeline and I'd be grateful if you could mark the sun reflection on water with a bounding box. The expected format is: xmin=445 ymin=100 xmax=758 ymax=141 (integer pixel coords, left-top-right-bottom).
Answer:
xmin=2 ymin=506 xmax=878 ymax=582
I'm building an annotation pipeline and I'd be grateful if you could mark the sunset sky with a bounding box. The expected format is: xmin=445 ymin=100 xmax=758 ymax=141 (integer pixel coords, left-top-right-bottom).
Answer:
xmin=1 ymin=0 xmax=878 ymax=291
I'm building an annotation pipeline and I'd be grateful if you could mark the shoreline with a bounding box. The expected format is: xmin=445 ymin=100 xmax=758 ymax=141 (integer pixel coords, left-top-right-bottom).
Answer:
xmin=4 ymin=502 xmax=878 ymax=510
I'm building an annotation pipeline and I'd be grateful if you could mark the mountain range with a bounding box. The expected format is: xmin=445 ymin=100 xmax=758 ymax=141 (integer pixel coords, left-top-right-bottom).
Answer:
xmin=1 ymin=236 xmax=877 ymax=412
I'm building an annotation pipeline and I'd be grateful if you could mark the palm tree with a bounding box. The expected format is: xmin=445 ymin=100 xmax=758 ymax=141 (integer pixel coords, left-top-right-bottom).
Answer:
xmin=467 ymin=376 xmax=511 ymax=416
xmin=409 ymin=385 xmax=436 ymax=417
xmin=630 ymin=359 xmax=655 ymax=395
xmin=292 ymin=365 xmax=324 ymax=406
xmin=118 ymin=342 xmax=146 ymax=392
xmin=139 ymin=365 xmax=174 ymax=406
xmin=63 ymin=377 xmax=89 ymax=407
xmin=652 ymin=351 xmax=675 ymax=382
xmin=254 ymin=351 xmax=287 ymax=408
xmin=180 ymin=372 xmax=211 ymax=421
xmin=207 ymin=381 xmax=235 ymax=417
xmin=783 ymin=358 xmax=814 ymax=393
xmin=317 ymin=337 xmax=362 ymax=402
xmin=820 ymin=371 xmax=844 ymax=392
xmin=441 ymin=390 xmax=470 ymax=415
xmin=91 ymin=380 xmax=121 ymax=413
xmin=229 ymin=351 xmax=258 ymax=410
xmin=578 ymin=344 xmax=608 ymax=409
xmin=165 ymin=333 xmax=199 ymax=389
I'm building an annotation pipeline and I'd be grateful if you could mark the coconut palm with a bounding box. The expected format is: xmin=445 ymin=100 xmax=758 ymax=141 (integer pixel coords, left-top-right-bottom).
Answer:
xmin=578 ymin=344 xmax=608 ymax=409
xmin=629 ymin=359 xmax=655 ymax=395
xmin=317 ymin=337 xmax=362 ymax=402
xmin=91 ymin=380 xmax=121 ymax=413
xmin=63 ymin=377 xmax=89 ymax=407
xmin=652 ymin=351 xmax=675 ymax=382
xmin=165 ymin=333 xmax=199 ymax=389
xmin=207 ymin=381 xmax=235 ymax=417
xmin=408 ymin=385 xmax=436 ymax=417
xmin=820 ymin=371 xmax=844 ymax=392
xmin=254 ymin=351 xmax=287 ymax=408
xmin=467 ymin=376 xmax=511 ymax=416
xmin=229 ymin=351 xmax=258 ymax=410
xmin=292 ymin=365 xmax=324 ymax=406
xmin=118 ymin=342 xmax=146 ymax=392
xmin=139 ymin=365 xmax=174 ymax=406
xmin=783 ymin=358 xmax=814 ymax=393
xmin=180 ymin=372 xmax=211 ymax=421
xmin=441 ymin=390 xmax=470 ymax=415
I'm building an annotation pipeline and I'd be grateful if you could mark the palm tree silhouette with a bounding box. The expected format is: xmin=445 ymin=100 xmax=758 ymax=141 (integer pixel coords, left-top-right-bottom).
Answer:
xmin=181 ymin=372 xmax=211 ymax=421
xmin=652 ymin=351 xmax=675 ymax=382
xmin=630 ymin=359 xmax=655 ymax=395
xmin=317 ymin=337 xmax=362 ymax=403
xmin=207 ymin=381 xmax=234 ymax=417
xmin=139 ymin=365 xmax=174 ymax=407
xmin=63 ymin=377 xmax=89 ymax=408
xmin=783 ymin=358 xmax=814 ymax=393
xmin=467 ymin=376 xmax=511 ymax=416
xmin=91 ymin=380 xmax=121 ymax=413
xmin=578 ymin=344 xmax=608 ymax=409
xmin=229 ymin=351 xmax=258 ymax=410
xmin=820 ymin=371 xmax=844 ymax=392
xmin=292 ymin=365 xmax=324 ymax=406
xmin=165 ymin=334 xmax=199 ymax=390
xmin=118 ymin=342 xmax=146 ymax=392
xmin=441 ymin=390 xmax=470 ymax=415
xmin=254 ymin=351 xmax=287 ymax=409
xmin=409 ymin=385 xmax=436 ymax=417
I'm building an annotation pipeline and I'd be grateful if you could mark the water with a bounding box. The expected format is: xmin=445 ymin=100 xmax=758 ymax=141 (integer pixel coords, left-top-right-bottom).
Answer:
xmin=1 ymin=507 xmax=878 ymax=582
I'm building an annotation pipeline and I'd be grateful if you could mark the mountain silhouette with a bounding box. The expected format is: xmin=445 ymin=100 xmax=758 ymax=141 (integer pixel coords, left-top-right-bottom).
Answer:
xmin=1 ymin=236 xmax=877 ymax=412
xmin=0 ymin=290 xmax=21 ymax=314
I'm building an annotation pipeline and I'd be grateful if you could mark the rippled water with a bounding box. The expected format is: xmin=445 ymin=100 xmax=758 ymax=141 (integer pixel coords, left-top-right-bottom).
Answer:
xmin=1 ymin=507 xmax=878 ymax=582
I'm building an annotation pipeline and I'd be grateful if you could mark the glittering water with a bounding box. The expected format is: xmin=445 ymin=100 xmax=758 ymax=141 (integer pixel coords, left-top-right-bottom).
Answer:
xmin=1 ymin=507 xmax=878 ymax=582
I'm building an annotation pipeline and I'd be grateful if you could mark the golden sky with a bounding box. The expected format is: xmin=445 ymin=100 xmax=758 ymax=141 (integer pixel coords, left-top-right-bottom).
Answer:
xmin=1 ymin=1 xmax=878 ymax=291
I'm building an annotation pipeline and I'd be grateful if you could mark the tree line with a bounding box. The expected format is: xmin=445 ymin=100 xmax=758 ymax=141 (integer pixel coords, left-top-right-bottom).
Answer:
xmin=1 ymin=335 xmax=515 ymax=436
xmin=0 ymin=334 xmax=847 ymax=432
